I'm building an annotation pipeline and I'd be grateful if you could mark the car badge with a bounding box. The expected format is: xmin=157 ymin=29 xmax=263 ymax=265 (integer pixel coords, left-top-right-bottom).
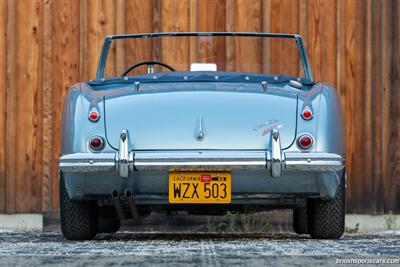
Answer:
xmin=195 ymin=115 xmax=206 ymax=141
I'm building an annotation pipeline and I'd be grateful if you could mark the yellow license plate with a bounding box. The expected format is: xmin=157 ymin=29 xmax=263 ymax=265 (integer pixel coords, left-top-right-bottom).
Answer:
xmin=168 ymin=170 xmax=231 ymax=204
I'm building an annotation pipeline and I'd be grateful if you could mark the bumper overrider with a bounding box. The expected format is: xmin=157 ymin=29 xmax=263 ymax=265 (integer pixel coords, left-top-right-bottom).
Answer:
xmin=58 ymin=129 xmax=344 ymax=178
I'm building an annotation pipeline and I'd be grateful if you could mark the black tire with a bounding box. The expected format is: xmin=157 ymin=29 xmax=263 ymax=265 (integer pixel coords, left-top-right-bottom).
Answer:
xmin=308 ymin=171 xmax=346 ymax=239
xmin=60 ymin=174 xmax=98 ymax=240
xmin=98 ymin=217 xmax=120 ymax=233
xmin=293 ymin=207 xmax=308 ymax=235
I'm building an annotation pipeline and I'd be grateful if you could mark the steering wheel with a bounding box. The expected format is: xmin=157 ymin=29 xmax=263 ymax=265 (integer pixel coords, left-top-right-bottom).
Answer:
xmin=121 ymin=60 xmax=176 ymax=76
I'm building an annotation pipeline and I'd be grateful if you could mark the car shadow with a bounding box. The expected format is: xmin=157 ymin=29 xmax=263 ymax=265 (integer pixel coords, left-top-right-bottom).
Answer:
xmin=94 ymin=231 xmax=311 ymax=241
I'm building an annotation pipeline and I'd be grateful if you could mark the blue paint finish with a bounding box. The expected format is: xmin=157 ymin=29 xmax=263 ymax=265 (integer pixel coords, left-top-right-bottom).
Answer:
xmin=61 ymin=84 xmax=87 ymax=154
xmin=60 ymin=33 xmax=345 ymax=206
xmin=103 ymin=82 xmax=298 ymax=150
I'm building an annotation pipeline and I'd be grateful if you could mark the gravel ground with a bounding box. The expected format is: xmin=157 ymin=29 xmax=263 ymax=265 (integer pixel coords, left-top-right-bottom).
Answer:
xmin=0 ymin=231 xmax=399 ymax=267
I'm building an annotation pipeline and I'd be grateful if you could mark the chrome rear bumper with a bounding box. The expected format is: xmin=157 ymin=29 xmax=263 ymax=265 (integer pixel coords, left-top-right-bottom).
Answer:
xmin=59 ymin=129 xmax=344 ymax=178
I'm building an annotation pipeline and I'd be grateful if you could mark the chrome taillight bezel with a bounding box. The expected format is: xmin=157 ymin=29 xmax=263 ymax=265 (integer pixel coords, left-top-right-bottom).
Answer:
xmin=297 ymin=133 xmax=314 ymax=150
xmin=301 ymin=107 xmax=313 ymax=120
xmin=88 ymin=111 xmax=100 ymax=122
xmin=88 ymin=136 xmax=104 ymax=151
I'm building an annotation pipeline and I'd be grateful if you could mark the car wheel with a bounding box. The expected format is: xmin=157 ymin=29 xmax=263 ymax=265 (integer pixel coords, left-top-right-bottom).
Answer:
xmin=308 ymin=171 xmax=345 ymax=239
xmin=60 ymin=173 xmax=98 ymax=240
xmin=293 ymin=207 xmax=308 ymax=235
xmin=98 ymin=217 xmax=120 ymax=233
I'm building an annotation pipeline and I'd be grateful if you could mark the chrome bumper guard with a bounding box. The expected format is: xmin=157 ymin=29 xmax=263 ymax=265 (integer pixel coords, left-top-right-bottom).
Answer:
xmin=59 ymin=129 xmax=344 ymax=178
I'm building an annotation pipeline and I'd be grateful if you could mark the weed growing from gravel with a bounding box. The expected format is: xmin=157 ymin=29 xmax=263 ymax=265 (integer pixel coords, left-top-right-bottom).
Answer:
xmin=345 ymin=223 xmax=360 ymax=234
xmin=206 ymin=213 xmax=270 ymax=233
xmin=383 ymin=211 xmax=398 ymax=230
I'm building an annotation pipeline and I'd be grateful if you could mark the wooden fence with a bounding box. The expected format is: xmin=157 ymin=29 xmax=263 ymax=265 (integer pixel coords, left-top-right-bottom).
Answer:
xmin=0 ymin=0 xmax=399 ymax=214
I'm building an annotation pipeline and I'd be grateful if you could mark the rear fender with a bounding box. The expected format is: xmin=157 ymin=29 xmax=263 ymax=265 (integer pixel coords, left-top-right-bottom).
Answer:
xmin=286 ymin=82 xmax=344 ymax=157
xmin=285 ymin=83 xmax=322 ymax=152
xmin=80 ymin=83 xmax=112 ymax=153
xmin=315 ymin=83 xmax=345 ymax=156
xmin=61 ymin=84 xmax=87 ymax=154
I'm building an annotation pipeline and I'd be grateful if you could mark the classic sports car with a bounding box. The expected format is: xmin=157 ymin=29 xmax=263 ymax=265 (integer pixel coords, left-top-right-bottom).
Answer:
xmin=59 ymin=32 xmax=345 ymax=240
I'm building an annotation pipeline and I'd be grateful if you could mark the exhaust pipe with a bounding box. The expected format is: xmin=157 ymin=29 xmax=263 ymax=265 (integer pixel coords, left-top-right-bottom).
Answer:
xmin=111 ymin=189 xmax=126 ymax=220
xmin=124 ymin=188 xmax=139 ymax=220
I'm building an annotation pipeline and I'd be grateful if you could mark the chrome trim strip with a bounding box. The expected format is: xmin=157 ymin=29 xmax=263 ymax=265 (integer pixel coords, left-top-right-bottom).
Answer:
xmin=285 ymin=152 xmax=344 ymax=172
xmin=59 ymin=151 xmax=343 ymax=174
xmin=134 ymin=151 xmax=267 ymax=171
xmin=58 ymin=153 xmax=115 ymax=172
xmin=58 ymin=130 xmax=343 ymax=175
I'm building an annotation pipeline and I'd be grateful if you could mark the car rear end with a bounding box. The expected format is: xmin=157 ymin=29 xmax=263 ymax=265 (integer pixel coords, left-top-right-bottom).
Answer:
xmin=58 ymin=33 xmax=345 ymax=241
xmin=59 ymin=77 xmax=345 ymax=238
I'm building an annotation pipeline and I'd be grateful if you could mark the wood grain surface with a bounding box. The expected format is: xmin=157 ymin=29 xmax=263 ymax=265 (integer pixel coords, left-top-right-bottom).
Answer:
xmin=0 ymin=0 xmax=398 ymax=213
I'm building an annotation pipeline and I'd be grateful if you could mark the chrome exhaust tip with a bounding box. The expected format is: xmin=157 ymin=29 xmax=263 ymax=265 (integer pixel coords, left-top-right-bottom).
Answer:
xmin=111 ymin=189 xmax=125 ymax=220
xmin=124 ymin=188 xmax=139 ymax=220
xmin=111 ymin=188 xmax=119 ymax=199
xmin=124 ymin=188 xmax=132 ymax=198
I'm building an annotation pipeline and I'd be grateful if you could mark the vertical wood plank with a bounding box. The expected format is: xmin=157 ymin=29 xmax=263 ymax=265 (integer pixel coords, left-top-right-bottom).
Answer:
xmin=380 ymin=0 xmax=396 ymax=212
xmin=42 ymin=0 xmax=53 ymax=212
xmin=298 ymin=0 xmax=307 ymax=44
xmin=115 ymin=0 xmax=125 ymax=75
xmin=152 ymin=0 xmax=162 ymax=61
xmin=14 ymin=0 xmax=43 ymax=212
xmin=370 ymin=0 xmax=384 ymax=213
xmin=235 ymin=0 xmax=262 ymax=73
xmin=392 ymin=0 xmax=400 ymax=213
xmin=363 ymin=0 xmax=376 ymax=213
xmin=343 ymin=0 xmax=357 ymax=212
xmin=270 ymin=0 xmax=299 ymax=33
xmin=51 ymin=0 xmax=80 ymax=211
xmin=125 ymin=0 xmax=153 ymax=75
xmin=0 ymin=0 xmax=6 ymax=212
xmin=336 ymin=0 xmax=353 ymax=212
xmin=262 ymin=0 xmax=272 ymax=74
xmin=225 ymin=0 xmax=236 ymax=71
xmin=345 ymin=0 xmax=371 ymax=213
xmin=5 ymin=0 xmax=16 ymax=214
xmin=87 ymin=0 xmax=116 ymax=79
xmin=79 ymin=0 xmax=88 ymax=81
xmin=270 ymin=0 xmax=299 ymax=76
xmin=189 ymin=0 xmax=198 ymax=64
xmin=161 ymin=0 xmax=190 ymax=70
xmin=197 ymin=0 xmax=226 ymax=69
xmin=306 ymin=0 xmax=337 ymax=85
xmin=298 ymin=0 xmax=307 ymax=76
xmin=336 ymin=0 xmax=346 ymax=100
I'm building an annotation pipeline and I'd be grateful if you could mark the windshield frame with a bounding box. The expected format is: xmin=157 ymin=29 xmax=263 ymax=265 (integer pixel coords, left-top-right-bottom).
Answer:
xmin=96 ymin=32 xmax=313 ymax=81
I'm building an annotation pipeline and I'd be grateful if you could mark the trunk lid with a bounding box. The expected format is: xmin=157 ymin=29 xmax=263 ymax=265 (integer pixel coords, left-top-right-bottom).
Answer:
xmin=104 ymin=83 xmax=298 ymax=150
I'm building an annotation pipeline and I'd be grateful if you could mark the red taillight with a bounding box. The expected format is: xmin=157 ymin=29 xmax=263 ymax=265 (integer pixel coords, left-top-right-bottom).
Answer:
xmin=301 ymin=108 xmax=313 ymax=120
xmin=89 ymin=136 xmax=104 ymax=150
xmin=89 ymin=111 xmax=100 ymax=122
xmin=297 ymin=134 xmax=313 ymax=149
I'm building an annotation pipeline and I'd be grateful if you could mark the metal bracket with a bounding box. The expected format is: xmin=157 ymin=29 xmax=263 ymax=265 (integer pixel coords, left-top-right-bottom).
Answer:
xmin=134 ymin=81 xmax=140 ymax=91
xmin=269 ymin=128 xmax=285 ymax=178
xmin=261 ymin=81 xmax=268 ymax=92
xmin=116 ymin=129 xmax=134 ymax=178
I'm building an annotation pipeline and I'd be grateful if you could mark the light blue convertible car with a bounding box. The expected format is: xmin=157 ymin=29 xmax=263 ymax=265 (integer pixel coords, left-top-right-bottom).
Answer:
xmin=58 ymin=32 xmax=345 ymax=240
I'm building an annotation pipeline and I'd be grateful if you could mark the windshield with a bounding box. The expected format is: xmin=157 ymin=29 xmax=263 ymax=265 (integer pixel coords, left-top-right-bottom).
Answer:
xmin=99 ymin=33 xmax=309 ymax=79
